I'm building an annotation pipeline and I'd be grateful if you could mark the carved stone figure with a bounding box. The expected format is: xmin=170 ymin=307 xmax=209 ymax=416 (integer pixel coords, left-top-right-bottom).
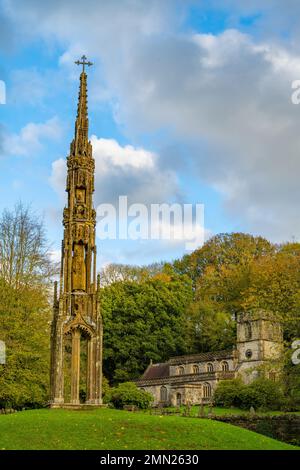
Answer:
xmin=72 ymin=243 xmax=86 ymax=291
xmin=77 ymin=170 xmax=86 ymax=188
xmin=76 ymin=188 xmax=85 ymax=204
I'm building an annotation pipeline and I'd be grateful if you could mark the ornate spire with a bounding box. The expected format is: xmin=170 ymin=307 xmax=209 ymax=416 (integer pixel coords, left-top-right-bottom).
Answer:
xmin=71 ymin=55 xmax=93 ymax=157
xmin=50 ymin=54 xmax=103 ymax=408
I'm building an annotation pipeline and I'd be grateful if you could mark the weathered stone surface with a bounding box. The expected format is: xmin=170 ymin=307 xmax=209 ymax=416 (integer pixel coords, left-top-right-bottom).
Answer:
xmin=50 ymin=57 xmax=102 ymax=408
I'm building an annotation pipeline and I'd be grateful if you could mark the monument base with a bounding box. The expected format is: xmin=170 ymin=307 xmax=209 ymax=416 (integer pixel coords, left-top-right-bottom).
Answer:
xmin=49 ymin=403 xmax=107 ymax=410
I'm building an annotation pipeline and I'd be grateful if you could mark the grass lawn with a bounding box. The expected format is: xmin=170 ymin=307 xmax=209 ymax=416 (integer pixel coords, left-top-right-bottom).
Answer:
xmin=160 ymin=405 xmax=300 ymax=417
xmin=0 ymin=408 xmax=298 ymax=450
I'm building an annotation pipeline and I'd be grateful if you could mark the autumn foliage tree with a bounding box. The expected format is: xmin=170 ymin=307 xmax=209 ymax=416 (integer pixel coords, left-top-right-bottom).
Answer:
xmin=180 ymin=233 xmax=275 ymax=353
xmin=0 ymin=204 xmax=55 ymax=408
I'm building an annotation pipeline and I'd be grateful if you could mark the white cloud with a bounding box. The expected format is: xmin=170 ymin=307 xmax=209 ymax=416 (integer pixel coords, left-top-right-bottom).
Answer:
xmin=49 ymin=157 xmax=65 ymax=198
xmin=50 ymin=137 xmax=179 ymax=207
xmin=91 ymin=136 xmax=155 ymax=172
xmin=4 ymin=117 xmax=61 ymax=157
xmin=104 ymin=27 xmax=300 ymax=241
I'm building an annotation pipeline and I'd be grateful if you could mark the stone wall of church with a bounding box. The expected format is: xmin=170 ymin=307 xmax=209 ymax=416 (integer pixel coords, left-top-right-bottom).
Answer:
xmin=237 ymin=340 xmax=262 ymax=363
xmin=169 ymin=358 xmax=235 ymax=376
xmin=169 ymin=385 xmax=204 ymax=406
xmin=140 ymin=381 xmax=217 ymax=407
xmin=140 ymin=385 xmax=166 ymax=406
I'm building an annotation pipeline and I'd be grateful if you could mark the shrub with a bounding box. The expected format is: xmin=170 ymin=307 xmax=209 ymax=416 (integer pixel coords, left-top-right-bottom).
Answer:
xmin=283 ymin=360 xmax=300 ymax=411
xmin=108 ymin=382 xmax=153 ymax=409
xmin=240 ymin=378 xmax=285 ymax=411
xmin=214 ymin=378 xmax=285 ymax=411
xmin=102 ymin=376 xmax=111 ymax=401
xmin=213 ymin=379 xmax=244 ymax=408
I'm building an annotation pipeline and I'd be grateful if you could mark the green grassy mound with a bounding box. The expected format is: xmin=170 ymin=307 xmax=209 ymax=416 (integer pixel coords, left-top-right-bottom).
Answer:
xmin=164 ymin=405 xmax=300 ymax=417
xmin=0 ymin=408 xmax=298 ymax=450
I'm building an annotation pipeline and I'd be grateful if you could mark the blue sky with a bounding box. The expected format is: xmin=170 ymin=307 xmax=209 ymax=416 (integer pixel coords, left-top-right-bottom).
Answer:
xmin=1 ymin=0 xmax=300 ymax=267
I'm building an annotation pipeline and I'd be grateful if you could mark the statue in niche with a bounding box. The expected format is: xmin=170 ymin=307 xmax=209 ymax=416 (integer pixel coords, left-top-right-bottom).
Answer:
xmin=72 ymin=243 xmax=86 ymax=291
xmin=77 ymin=170 xmax=86 ymax=187
xmin=75 ymin=204 xmax=86 ymax=219
xmin=76 ymin=188 xmax=85 ymax=204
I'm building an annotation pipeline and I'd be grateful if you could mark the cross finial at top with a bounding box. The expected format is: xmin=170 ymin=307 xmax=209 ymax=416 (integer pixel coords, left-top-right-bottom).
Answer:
xmin=75 ymin=55 xmax=93 ymax=73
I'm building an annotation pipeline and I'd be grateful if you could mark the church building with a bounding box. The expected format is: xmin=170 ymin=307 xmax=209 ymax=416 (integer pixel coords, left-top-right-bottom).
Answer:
xmin=137 ymin=311 xmax=283 ymax=406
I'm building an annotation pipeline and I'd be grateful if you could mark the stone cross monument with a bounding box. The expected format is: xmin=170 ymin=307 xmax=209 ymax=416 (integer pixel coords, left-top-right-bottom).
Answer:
xmin=50 ymin=56 xmax=103 ymax=407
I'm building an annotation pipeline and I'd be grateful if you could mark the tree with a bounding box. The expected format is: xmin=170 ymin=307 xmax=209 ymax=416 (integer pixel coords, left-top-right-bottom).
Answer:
xmin=174 ymin=233 xmax=274 ymax=286
xmin=178 ymin=234 xmax=300 ymax=351
xmin=0 ymin=202 xmax=57 ymax=289
xmin=283 ymin=348 xmax=300 ymax=410
xmin=101 ymin=269 xmax=193 ymax=383
xmin=213 ymin=379 xmax=244 ymax=408
xmin=240 ymin=250 xmax=300 ymax=340
xmin=100 ymin=262 xmax=165 ymax=287
xmin=178 ymin=234 xmax=273 ymax=352
xmin=0 ymin=280 xmax=51 ymax=408
xmin=184 ymin=300 xmax=236 ymax=353
xmin=0 ymin=204 xmax=54 ymax=408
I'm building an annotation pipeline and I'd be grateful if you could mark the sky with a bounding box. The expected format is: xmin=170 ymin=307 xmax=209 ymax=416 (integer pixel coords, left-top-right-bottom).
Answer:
xmin=1 ymin=0 xmax=300 ymax=267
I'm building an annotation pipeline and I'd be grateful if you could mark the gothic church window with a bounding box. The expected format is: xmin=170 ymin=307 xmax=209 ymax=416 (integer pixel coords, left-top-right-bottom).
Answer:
xmin=193 ymin=365 xmax=199 ymax=374
xmin=206 ymin=363 xmax=213 ymax=372
xmin=160 ymin=386 xmax=168 ymax=402
xmin=245 ymin=321 xmax=252 ymax=340
xmin=221 ymin=361 xmax=229 ymax=372
xmin=177 ymin=366 xmax=185 ymax=375
xmin=203 ymin=382 xmax=212 ymax=398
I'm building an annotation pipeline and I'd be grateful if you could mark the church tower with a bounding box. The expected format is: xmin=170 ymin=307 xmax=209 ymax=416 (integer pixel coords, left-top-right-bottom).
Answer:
xmin=236 ymin=310 xmax=283 ymax=383
xmin=50 ymin=56 xmax=102 ymax=407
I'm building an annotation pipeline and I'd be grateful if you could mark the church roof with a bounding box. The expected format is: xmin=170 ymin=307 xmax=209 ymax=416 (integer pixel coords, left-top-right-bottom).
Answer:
xmin=167 ymin=349 xmax=234 ymax=365
xmin=140 ymin=362 xmax=170 ymax=380
xmin=138 ymin=349 xmax=234 ymax=382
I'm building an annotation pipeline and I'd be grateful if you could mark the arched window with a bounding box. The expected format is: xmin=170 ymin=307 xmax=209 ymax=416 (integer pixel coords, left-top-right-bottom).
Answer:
xmin=193 ymin=365 xmax=199 ymax=374
xmin=160 ymin=386 xmax=168 ymax=402
xmin=177 ymin=366 xmax=185 ymax=375
xmin=245 ymin=321 xmax=252 ymax=340
xmin=206 ymin=363 xmax=214 ymax=373
xmin=203 ymin=382 xmax=212 ymax=398
xmin=221 ymin=361 xmax=229 ymax=372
